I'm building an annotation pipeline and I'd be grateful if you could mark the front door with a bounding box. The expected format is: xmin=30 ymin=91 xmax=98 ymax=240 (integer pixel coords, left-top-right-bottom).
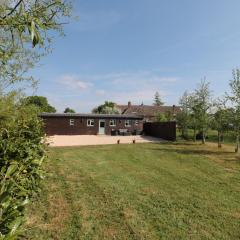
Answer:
xmin=99 ymin=120 xmax=105 ymax=135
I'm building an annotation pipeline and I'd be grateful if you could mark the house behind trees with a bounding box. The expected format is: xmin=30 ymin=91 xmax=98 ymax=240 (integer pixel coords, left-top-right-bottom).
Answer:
xmin=117 ymin=101 xmax=181 ymax=122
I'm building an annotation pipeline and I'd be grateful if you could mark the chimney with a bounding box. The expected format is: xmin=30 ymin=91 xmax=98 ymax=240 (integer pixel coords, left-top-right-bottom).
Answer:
xmin=128 ymin=101 xmax=131 ymax=108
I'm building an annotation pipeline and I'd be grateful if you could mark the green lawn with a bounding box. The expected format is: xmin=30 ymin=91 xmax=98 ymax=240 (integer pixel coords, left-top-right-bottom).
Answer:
xmin=25 ymin=143 xmax=240 ymax=240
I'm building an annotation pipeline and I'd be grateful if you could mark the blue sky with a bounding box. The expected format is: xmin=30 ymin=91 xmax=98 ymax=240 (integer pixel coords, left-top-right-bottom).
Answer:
xmin=32 ymin=0 xmax=240 ymax=112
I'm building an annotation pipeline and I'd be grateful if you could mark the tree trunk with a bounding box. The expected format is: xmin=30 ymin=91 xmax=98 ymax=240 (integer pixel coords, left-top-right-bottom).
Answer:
xmin=202 ymin=131 xmax=206 ymax=144
xmin=193 ymin=128 xmax=196 ymax=142
xmin=218 ymin=131 xmax=222 ymax=148
xmin=184 ymin=128 xmax=188 ymax=139
xmin=221 ymin=134 xmax=224 ymax=143
xmin=181 ymin=128 xmax=185 ymax=138
xmin=235 ymin=133 xmax=239 ymax=153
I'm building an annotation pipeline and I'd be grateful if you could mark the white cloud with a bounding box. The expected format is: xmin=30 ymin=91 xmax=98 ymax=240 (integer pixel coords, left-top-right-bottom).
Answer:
xmin=62 ymin=71 xmax=179 ymax=88
xmin=58 ymin=74 xmax=93 ymax=90
xmin=82 ymin=71 xmax=179 ymax=88
xmin=53 ymin=70 xmax=179 ymax=112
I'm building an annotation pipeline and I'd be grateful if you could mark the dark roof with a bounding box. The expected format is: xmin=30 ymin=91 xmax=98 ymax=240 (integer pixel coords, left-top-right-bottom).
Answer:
xmin=39 ymin=113 xmax=143 ymax=120
xmin=117 ymin=105 xmax=181 ymax=117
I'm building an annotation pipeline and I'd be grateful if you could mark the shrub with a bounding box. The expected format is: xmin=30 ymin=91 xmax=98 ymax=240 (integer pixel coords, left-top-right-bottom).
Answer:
xmin=0 ymin=92 xmax=46 ymax=239
xmin=155 ymin=113 xmax=167 ymax=122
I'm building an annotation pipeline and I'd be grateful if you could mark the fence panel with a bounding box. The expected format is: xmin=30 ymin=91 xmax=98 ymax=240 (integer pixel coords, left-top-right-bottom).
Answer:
xmin=143 ymin=122 xmax=176 ymax=141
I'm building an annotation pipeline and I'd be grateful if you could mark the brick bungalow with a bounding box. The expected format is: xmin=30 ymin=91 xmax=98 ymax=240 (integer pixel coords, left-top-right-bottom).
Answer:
xmin=40 ymin=113 xmax=143 ymax=136
xmin=117 ymin=102 xmax=181 ymax=122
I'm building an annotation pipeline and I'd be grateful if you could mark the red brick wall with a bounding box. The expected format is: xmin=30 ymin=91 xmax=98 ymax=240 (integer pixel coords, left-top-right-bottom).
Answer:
xmin=104 ymin=119 xmax=143 ymax=135
xmin=42 ymin=117 xmax=143 ymax=136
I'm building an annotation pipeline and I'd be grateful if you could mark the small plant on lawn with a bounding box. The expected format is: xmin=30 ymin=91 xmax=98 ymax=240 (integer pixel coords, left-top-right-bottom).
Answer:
xmin=0 ymin=92 xmax=46 ymax=239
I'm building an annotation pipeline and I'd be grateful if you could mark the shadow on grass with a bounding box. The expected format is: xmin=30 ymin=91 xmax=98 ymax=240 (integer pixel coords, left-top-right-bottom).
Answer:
xmin=147 ymin=145 xmax=240 ymax=163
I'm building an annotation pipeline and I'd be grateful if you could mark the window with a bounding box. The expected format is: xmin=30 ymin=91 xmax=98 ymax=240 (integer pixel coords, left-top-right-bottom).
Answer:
xmin=125 ymin=120 xmax=132 ymax=127
xmin=69 ymin=119 xmax=74 ymax=126
xmin=109 ymin=119 xmax=116 ymax=127
xmin=135 ymin=120 xmax=139 ymax=126
xmin=87 ymin=119 xmax=94 ymax=127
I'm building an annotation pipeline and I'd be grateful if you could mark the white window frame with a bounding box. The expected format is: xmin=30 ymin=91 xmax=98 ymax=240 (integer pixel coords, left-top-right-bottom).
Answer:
xmin=87 ymin=119 xmax=94 ymax=127
xmin=109 ymin=119 xmax=116 ymax=127
xmin=125 ymin=120 xmax=132 ymax=127
xmin=69 ymin=119 xmax=75 ymax=126
xmin=135 ymin=120 xmax=139 ymax=126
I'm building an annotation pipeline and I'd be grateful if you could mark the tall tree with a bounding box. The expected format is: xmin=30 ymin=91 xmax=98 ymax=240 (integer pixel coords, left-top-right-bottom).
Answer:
xmin=177 ymin=91 xmax=192 ymax=138
xmin=64 ymin=107 xmax=75 ymax=113
xmin=23 ymin=95 xmax=56 ymax=113
xmin=226 ymin=68 xmax=240 ymax=152
xmin=153 ymin=91 xmax=164 ymax=106
xmin=212 ymin=99 xmax=233 ymax=148
xmin=191 ymin=80 xmax=212 ymax=144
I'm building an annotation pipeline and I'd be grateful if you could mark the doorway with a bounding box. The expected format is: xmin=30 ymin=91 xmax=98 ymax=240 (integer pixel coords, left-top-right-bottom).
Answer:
xmin=98 ymin=120 xmax=105 ymax=135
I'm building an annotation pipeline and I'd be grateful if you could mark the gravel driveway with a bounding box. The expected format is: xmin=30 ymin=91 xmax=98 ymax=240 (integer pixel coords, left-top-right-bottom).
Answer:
xmin=47 ymin=135 xmax=163 ymax=147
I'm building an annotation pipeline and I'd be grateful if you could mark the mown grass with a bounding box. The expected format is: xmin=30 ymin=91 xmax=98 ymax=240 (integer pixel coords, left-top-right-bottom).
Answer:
xmin=25 ymin=142 xmax=240 ymax=240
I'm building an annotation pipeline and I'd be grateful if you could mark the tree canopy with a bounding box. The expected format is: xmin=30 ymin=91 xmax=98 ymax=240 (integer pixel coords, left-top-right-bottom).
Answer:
xmin=211 ymin=101 xmax=233 ymax=148
xmin=23 ymin=95 xmax=56 ymax=113
xmin=64 ymin=107 xmax=75 ymax=113
xmin=92 ymin=101 xmax=121 ymax=114
xmin=153 ymin=91 xmax=164 ymax=106
xmin=191 ymin=80 xmax=212 ymax=144
xmin=0 ymin=0 xmax=72 ymax=89
xmin=155 ymin=113 xmax=167 ymax=122
xmin=226 ymin=68 xmax=240 ymax=152
xmin=176 ymin=91 xmax=192 ymax=138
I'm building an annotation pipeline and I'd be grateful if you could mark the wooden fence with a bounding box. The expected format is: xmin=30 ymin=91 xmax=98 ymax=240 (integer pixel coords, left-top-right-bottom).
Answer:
xmin=143 ymin=122 xmax=176 ymax=141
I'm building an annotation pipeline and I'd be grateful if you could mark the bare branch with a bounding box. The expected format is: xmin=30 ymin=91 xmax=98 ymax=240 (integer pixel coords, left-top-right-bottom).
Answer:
xmin=1 ymin=0 xmax=24 ymax=19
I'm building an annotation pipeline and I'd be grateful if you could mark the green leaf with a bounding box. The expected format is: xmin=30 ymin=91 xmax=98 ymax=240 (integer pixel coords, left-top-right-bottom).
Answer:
xmin=31 ymin=20 xmax=36 ymax=42
xmin=19 ymin=197 xmax=29 ymax=207
xmin=5 ymin=164 xmax=18 ymax=178
xmin=9 ymin=217 xmax=22 ymax=236
xmin=0 ymin=192 xmax=11 ymax=205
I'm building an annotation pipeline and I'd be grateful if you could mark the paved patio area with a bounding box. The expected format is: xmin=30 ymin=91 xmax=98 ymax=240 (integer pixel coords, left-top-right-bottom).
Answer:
xmin=47 ymin=135 xmax=163 ymax=147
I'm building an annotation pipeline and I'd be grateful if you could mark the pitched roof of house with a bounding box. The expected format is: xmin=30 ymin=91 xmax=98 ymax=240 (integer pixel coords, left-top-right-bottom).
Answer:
xmin=117 ymin=104 xmax=181 ymax=117
xmin=39 ymin=113 xmax=143 ymax=119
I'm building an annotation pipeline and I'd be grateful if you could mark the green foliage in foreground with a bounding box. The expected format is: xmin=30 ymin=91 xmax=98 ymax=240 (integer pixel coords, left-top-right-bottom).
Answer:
xmin=0 ymin=93 xmax=46 ymax=239
xmin=25 ymin=143 xmax=240 ymax=240
xmin=0 ymin=0 xmax=72 ymax=89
